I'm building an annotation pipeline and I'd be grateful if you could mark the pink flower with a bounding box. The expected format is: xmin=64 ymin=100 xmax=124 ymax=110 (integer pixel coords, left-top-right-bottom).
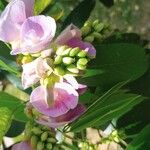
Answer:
xmin=0 ymin=0 xmax=56 ymax=55
xmin=36 ymin=104 xmax=86 ymax=128
xmin=22 ymin=57 xmax=52 ymax=89
xmin=30 ymin=82 xmax=79 ymax=117
xmin=11 ymin=142 xmax=33 ymax=150
xmin=55 ymin=24 xmax=96 ymax=58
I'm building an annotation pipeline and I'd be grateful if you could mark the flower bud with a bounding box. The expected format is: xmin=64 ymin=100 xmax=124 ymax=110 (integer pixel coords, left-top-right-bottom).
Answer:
xmin=37 ymin=141 xmax=44 ymax=150
xmin=31 ymin=135 xmax=38 ymax=148
xmin=84 ymin=20 xmax=92 ymax=27
xmin=92 ymin=19 xmax=99 ymax=27
xmin=77 ymin=63 xmax=86 ymax=70
xmin=32 ymin=108 xmax=41 ymax=117
xmin=32 ymin=127 xmax=43 ymax=135
xmin=67 ymin=65 xmax=79 ymax=74
xmin=53 ymin=146 xmax=60 ymax=150
xmin=94 ymin=23 xmax=104 ymax=32
xmin=77 ymin=58 xmax=88 ymax=65
xmin=69 ymin=47 xmax=80 ymax=57
xmin=62 ymin=48 xmax=72 ymax=56
xmin=77 ymin=50 xmax=87 ymax=58
xmin=41 ymin=132 xmax=48 ymax=141
xmin=47 ymin=137 xmax=57 ymax=143
xmin=54 ymin=56 xmax=62 ymax=65
xmin=54 ymin=66 xmax=65 ymax=76
xmin=92 ymin=32 xmax=102 ymax=39
xmin=46 ymin=143 xmax=53 ymax=150
xmin=56 ymin=46 xmax=68 ymax=55
xmin=31 ymin=52 xmax=41 ymax=58
xmin=66 ymin=70 xmax=78 ymax=76
xmin=81 ymin=26 xmax=91 ymax=36
xmin=21 ymin=55 xmax=33 ymax=64
xmin=84 ymin=35 xmax=94 ymax=43
xmin=62 ymin=57 xmax=75 ymax=65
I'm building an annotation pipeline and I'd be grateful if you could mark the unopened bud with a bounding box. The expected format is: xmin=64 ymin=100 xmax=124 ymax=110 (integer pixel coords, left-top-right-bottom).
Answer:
xmin=77 ymin=50 xmax=87 ymax=58
xmin=94 ymin=23 xmax=104 ymax=32
xmin=53 ymin=146 xmax=60 ymax=150
xmin=77 ymin=58 xmax=88 ymax=65
xmin=92 ymin=32 xmax=102 ymax=39
xmin=37 ymin=141 xmax=44 ymax=150
xmin=92 ymin=19 xmax=99 ymax=27
xmin=67 ymin=65 xmax=79 ymax=74
xmin=21 ymin=55 xmax=32 ymax=64
xmin=63 ymin=57 xmax=75 ymax=65
xmin=62 ymin=48 xmax=72 ymax=56
xmin=32 ymin=127 xmax=43 ymax=135
xmin=77 ymin=63 xmax=86 ymax=70
xmin=47 ymin=137 xmax=57 ymax=143
xmin=56 ymin=46 xmax=68 ymax=55
xmin=54 ymin=56 xmax=62 ymax=65
xmin=32 ymin=108 xmax=41 ymax=117
xmin=41 ymin=132 xmax=48 ymax=141
xmin=54 ymin=66 xmax=65 ymax=76
xmin=81 ymin=26 xmax=91 ymax=36
xmin=31 ymin=52 xmax=41 ymax=57
xmin=46 ymin=143 xmax=53 ymax=150
xmin=84 ymin=36 xmax=94 ymax=43
xmin=31 ymin=135 xmax=38 ymax=148
xmin=66 ymin=70 xmax=78 ymax=76
xmin=69 ymin=47 xmax=80 ymax=57
xmin=84 ymin=20 xmax=92 ymax=27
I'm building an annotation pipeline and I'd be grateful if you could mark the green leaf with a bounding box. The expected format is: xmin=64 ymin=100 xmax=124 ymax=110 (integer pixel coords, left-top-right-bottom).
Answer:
xmin=70 ymin=81 xmax=144 ymax=132
xmin=62 ymin=0 xmax=96 ymax=30
xmin=0 ymin=92 xmax=28 ymax=122
xmin=99 ymin=0 xmax=114 ymax=8
xmin=34 ymin=0 xmax=53 ymax=15
xmin=0 ymin=56 xmax=20 ymax=76
xmin=80 ymin=43 xmax=149 ymax=86
xmin=0 ymin=107 xmax=12 ymax=143
xmin=127 ymin=124 xmax=150 ymax=150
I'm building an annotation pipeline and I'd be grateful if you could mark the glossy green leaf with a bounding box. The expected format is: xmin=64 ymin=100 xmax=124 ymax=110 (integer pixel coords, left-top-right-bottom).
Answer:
xmin=70 ymin=81 xmax=144 ymax=132
xmin=0 ymin=107 xmax=12 ymax=143
xmin=62 ymin=0 xmax=96 ymax=30
xmin=80 ymin=43 xmax=148 ymax=86
xmin=0 ymin=92 xmax=28 ymax=122
xmin=127 ymin=124 xmax=150 ymax=150
xmin=34 ymin=0 xmax=53 ymax=15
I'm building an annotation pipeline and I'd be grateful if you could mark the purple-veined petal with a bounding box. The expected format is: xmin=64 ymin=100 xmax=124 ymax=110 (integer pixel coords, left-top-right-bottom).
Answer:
xmin=11 ymin=15 xmax=56 ymax=54
xmin=37 ymin=104 xmax=86 ymax=128
xmin=67 ymin=38 xmax=96 ymax=58
xmin=55 ymin=24 xmax=81 ymax=45
xmin=11 ymin=142 xmax=33 ymax=150
xmin=30 ymin=82 xmax=78 ymax=117
xmin=77 ymin=84 xmax=87 ymax=95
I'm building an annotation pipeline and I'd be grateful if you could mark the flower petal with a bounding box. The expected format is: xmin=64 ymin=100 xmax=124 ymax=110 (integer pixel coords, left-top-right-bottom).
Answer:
xmin=30 ymin=83 xmax=78 ymax=117
xmin=55 ymin=24 xmax=81 ymax=45
xmin=67 ymin=38 xmax=96 ymax=58
xmin=11 ymin=142 xmax=33 ymax=150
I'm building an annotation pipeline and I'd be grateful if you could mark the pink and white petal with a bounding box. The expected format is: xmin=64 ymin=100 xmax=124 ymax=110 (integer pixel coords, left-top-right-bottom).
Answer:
xmin=22 ymin=0 xmax=34 ymax=17
xmin=18 ymin=15 xmax=56 ymax=54
xmin=55 ymin=24 xmax=81 ymax=45
xmin=30 ymin=83 xmax=78 ymax=117
xmin=67 ymin=38 xmax=96 ymax=58
xmin=11 ymin=142 xmax=33 ymax=150
xmin=77 ymin=84 xmax=87 ymax=95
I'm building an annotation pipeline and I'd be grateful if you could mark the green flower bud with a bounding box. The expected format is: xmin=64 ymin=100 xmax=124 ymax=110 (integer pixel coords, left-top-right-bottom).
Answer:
xmin=66 ymin=70 xmax=78 ymax=76
xmin=32 ymin=127 xmax=43 ymax=135
xmin=77 ymin=50 xmax=87 ymax=58
xmin=77 ymin=58 xmax=88 ymax=65
xmin=67 ymin=65 xmax=79 ymax=74
xmin=53 ymin=146 xmax=60 ymax=150
xmin=32 ymin=108 xmax=41 ymax=117
xmin=94 ymin=23 xmax=104 ymax=32
xmin=92 ymin=19 xmax=99 ymax=27
xmin=31 ymin=52 xmax=41 ymax=57
xmin=46 ymin=143 xmax=53 ymax=150
xmin=62 ymin=48 xmax=72 ymax=56
xmin=37 ymin=141 xmax=44 ymax=150
xmin=41 ymin=132 xmax=48 ymax=141
xmin=21 ymin=55 xmax=33 ymax=64
xmin=77 ymin=63 xmax=86 ymax=70
xmin=54 ymin=56 xmax=62 ymax=65
xmin=47 ymin=137 xmax=57 ymax=143
xmin=31 ymin=135 xmax=38 ymax=148
xmin=63 ymin=57 xmax=75 ymax=65
xmin=56 ymin=46 xmax=68 ymax=55
xmin=81 ymin=26 xmax=91 ymax=36
xmin=84 ymin=36 xmax=94 ymax=43
xmin=54 ymin=66 xmax=65 ymax=76
xmin=69 ymin=47 xmax=80 ymax=57
xmin=84 ymin=20 xmax=92 ymax=27
xmin=92 ymin=32 xmax=102 ymax=39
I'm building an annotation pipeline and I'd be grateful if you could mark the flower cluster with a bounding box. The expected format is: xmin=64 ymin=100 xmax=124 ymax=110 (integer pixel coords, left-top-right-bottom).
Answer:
xmin=0 ymin=0 xmax=96 ymax=149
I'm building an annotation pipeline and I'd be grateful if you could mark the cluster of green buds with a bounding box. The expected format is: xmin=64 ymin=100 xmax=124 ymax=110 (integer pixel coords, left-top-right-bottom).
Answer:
xmin=16 ymin=53 xmax=33 ymax=64
xmin=53 ymin=45 xmax=90 ymax=76
xmin=78 ymin=141 xmax=99 ymax=150
xmin=81 ymin=19 xmax=111 ymax=43
xmin=24 ymin=121 xmax=60 ymax=150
